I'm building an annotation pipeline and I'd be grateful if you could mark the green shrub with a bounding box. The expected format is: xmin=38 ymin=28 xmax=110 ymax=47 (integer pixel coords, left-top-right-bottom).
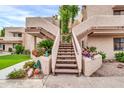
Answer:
xmin=23 ymin=49 xmax=31 ymax=56
xmin=37 ymin=39 xmax=54 ymax=55
xmin=115 ymin=52 xmax=124 ymax=62
xmin=98 ymin=51 xmax=106 ymax=60
xmin=120 ymin=56 xmax=124 ymax=62
xmin=89 ymin=47 xmax=97 ymax=52
xmin=62 ymin=34 xmax=71 ymax=43
xmin=23 ymin=61 xmax=35 ymax=69
xmin=15 ymin=44 xmax=25 ymax=54
xmin=7 ymin=69 xmax=26 ymax=79
xmin=8 ymin=47 xmax=13 ymax=52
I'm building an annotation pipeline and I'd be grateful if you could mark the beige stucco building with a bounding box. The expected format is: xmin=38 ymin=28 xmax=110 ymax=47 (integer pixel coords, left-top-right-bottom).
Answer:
xmin=1 ymin=5 xmax=124 ymax=76
xmin=1 ymin=5 xmax=124 ymax=60
xmin=0 ymin=27 xmax=25 ymax=51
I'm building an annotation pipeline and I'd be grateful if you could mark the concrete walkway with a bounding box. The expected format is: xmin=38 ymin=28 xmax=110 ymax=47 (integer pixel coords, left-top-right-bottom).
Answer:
xmin=0 ymin=60 xmax=32 ymax=79
xmin=0 ymin=52 xmax=11 ymax=56
xmin=1 ymin=75 xmax=124 ymax=88
xmin=45 ymin=75 xmax=124 ymax=88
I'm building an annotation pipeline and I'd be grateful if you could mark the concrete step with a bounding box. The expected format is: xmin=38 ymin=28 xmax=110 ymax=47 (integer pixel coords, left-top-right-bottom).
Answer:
xmin=56 ymin=64 xmax=77 ymax=68
xmin=60 ymin=43 xmax=72 ymax=45
xmin=59 ymin=47 xmax=73 ymax=49
xmin=60 ymin=44 xmax=73 ymax=47
xmin=55 ymin=69 xmax=78 ymax=74
xmin=57 ymin=59 xmax=76 ymax=64
xmin=57 ymin=55 xmax=76 ymax=58
xmin=58 ymin=49 xmax=74 ymax=52
xmin=57 ymin=59 xmax=76 ymax=62
xmin=58 ymin=52 xmax=75 ymax=55
xmin=59 ymin=48 xmax=74 ymax=50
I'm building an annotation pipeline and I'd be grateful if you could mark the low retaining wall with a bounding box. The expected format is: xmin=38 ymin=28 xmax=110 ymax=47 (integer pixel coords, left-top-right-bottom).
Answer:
xmin=32 ymin=56 xmax=51 ymax=75
xmin=83 ymin=54 xmax=102 ymax=76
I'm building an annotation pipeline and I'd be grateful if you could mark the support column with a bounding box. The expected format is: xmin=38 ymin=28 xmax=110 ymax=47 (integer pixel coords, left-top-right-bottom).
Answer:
xmin=81 ymin=35 xmax=88 ymax=48
xmin=84 ymin=36 xmax=88 ymax=47
xmin=34 ymin=36 xmax=37 ymax=49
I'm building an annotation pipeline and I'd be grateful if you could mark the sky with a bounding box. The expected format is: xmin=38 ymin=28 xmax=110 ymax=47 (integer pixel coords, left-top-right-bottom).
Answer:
xmin=0 ymin=5 xmax=59 ymax=29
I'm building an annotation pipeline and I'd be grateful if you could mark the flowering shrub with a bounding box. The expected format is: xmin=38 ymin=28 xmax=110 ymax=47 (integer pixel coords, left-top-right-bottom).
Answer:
xmin=82 ymin=47 xmax=97 ymax=59
xmin=82 ymin=46 xmax=106 ymax=60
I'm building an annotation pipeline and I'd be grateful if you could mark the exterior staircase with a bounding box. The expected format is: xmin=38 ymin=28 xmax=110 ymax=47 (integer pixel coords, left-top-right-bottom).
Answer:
xmin=54 ymin=43 xmax=79 ymax=75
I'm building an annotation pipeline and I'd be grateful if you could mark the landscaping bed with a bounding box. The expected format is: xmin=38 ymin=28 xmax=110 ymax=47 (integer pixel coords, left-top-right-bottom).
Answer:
xmin=91 ymin=61 xmax=124 ymax=77
xmin=0 ymin=54 xmax=30 ymax=70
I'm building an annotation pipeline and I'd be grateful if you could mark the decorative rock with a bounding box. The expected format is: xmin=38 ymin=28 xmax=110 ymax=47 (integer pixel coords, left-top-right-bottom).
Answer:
xmin=27 ymin=68 xmax=34 ymax=77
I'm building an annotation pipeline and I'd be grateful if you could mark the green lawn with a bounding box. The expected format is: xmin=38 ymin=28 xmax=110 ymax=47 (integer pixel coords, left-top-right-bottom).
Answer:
xmin=0 ymin=54 xmax=31 ymax=70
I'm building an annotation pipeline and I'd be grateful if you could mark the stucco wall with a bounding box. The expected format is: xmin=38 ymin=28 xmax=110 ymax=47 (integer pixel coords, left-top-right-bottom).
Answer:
xmin=5 ymin=27 xmax=25 ymax=37
xmin=87 ymin=36 xmax=114 ymax=59
xmin=24 ymin=34 xmax=35 ymax=51
xmin=82 ymin=5 xmax=113 ymax=20
xmin=5 ymin=44 xmax=13 ymax=51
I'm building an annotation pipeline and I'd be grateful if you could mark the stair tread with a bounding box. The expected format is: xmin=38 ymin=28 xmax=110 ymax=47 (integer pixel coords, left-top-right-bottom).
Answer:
xmin=55 ymin=69 xmax=78 ymax=73
xmin=59 ymin=50 xmax=74 ymax=52
xmin=57 ymin=55 xmax=75 ymax=57
xmin=58 ymin=51 xmax=75 ymax=53
xmin=60 ymin=43 xmax=72 ymax=45
xmin=59 ymin=47 xmax=73 ymax=49
xmin=57 ymin=59 xmax=76 ymax=61
xmin=59 ymin=48 xmax=74 ymax=50
xmin=58 ymin=52 xmax=75 ymax=54
xmin=60 ymin=45 xmax=73 ymax=47
xmin=56 ymin=64 xmax=77 ymax=67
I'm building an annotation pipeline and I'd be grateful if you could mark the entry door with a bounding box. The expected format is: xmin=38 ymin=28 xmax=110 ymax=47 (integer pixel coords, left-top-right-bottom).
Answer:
xmin=3 ymin=45 xmax=5 ymax=50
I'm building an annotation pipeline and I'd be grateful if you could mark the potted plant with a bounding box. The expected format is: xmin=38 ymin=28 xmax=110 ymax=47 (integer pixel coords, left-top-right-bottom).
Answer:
xmin=32 ymin=39 xmax=54 ymax=75
xmin=32 ymin=49 xmax=39 ymax=57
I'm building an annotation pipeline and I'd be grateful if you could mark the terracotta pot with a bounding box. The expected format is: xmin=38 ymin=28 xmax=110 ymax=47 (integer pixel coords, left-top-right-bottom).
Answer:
xmin=32 ymin=49 xmax=39 ymax=57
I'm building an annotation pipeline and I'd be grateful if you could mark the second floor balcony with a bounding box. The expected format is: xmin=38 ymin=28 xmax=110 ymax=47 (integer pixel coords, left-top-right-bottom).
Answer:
xmin=73 ymin=15 xmax=124 ymax=39
xmin=0 ymin=37 xmax=23 ymax=44
xmin=0 ymin=37 xmax=23 ymax=41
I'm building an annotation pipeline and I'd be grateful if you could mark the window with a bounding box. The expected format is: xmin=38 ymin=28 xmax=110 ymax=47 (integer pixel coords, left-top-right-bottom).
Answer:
xmin=114 ymin=38 xmax=124 ymax=50
xmin=0 ymin=44 xmax=2 ymax=48
xmin=13 ymin=33 xmax=22 ymax=37
xmin=113 ymin=10 xmax=124 ymax=15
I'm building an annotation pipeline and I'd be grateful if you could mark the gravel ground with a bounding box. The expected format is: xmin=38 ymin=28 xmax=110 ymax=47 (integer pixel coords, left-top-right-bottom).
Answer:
xmin=91 ymin=61 xmax=124 ymax=77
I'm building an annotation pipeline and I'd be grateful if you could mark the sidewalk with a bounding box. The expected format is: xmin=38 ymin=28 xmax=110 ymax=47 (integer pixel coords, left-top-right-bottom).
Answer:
xmin=1 ymin=75 xmax=124 ymax=88
xmin=0 ymin=52 xmax=11 ymax=56
xmin=45 ymin=75 xmax=124 ymax=88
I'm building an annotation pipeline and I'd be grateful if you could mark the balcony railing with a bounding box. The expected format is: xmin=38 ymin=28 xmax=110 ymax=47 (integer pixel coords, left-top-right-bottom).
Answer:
xmin=72 ymin=31 xmax=82 ymax=75
xmin=52 ymin=30 xmax=60 ymax=74
xmin=0 ymin=37 xmax=23 ymax=41
xmin=73 ymin=15 xmax=124 ymax=37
